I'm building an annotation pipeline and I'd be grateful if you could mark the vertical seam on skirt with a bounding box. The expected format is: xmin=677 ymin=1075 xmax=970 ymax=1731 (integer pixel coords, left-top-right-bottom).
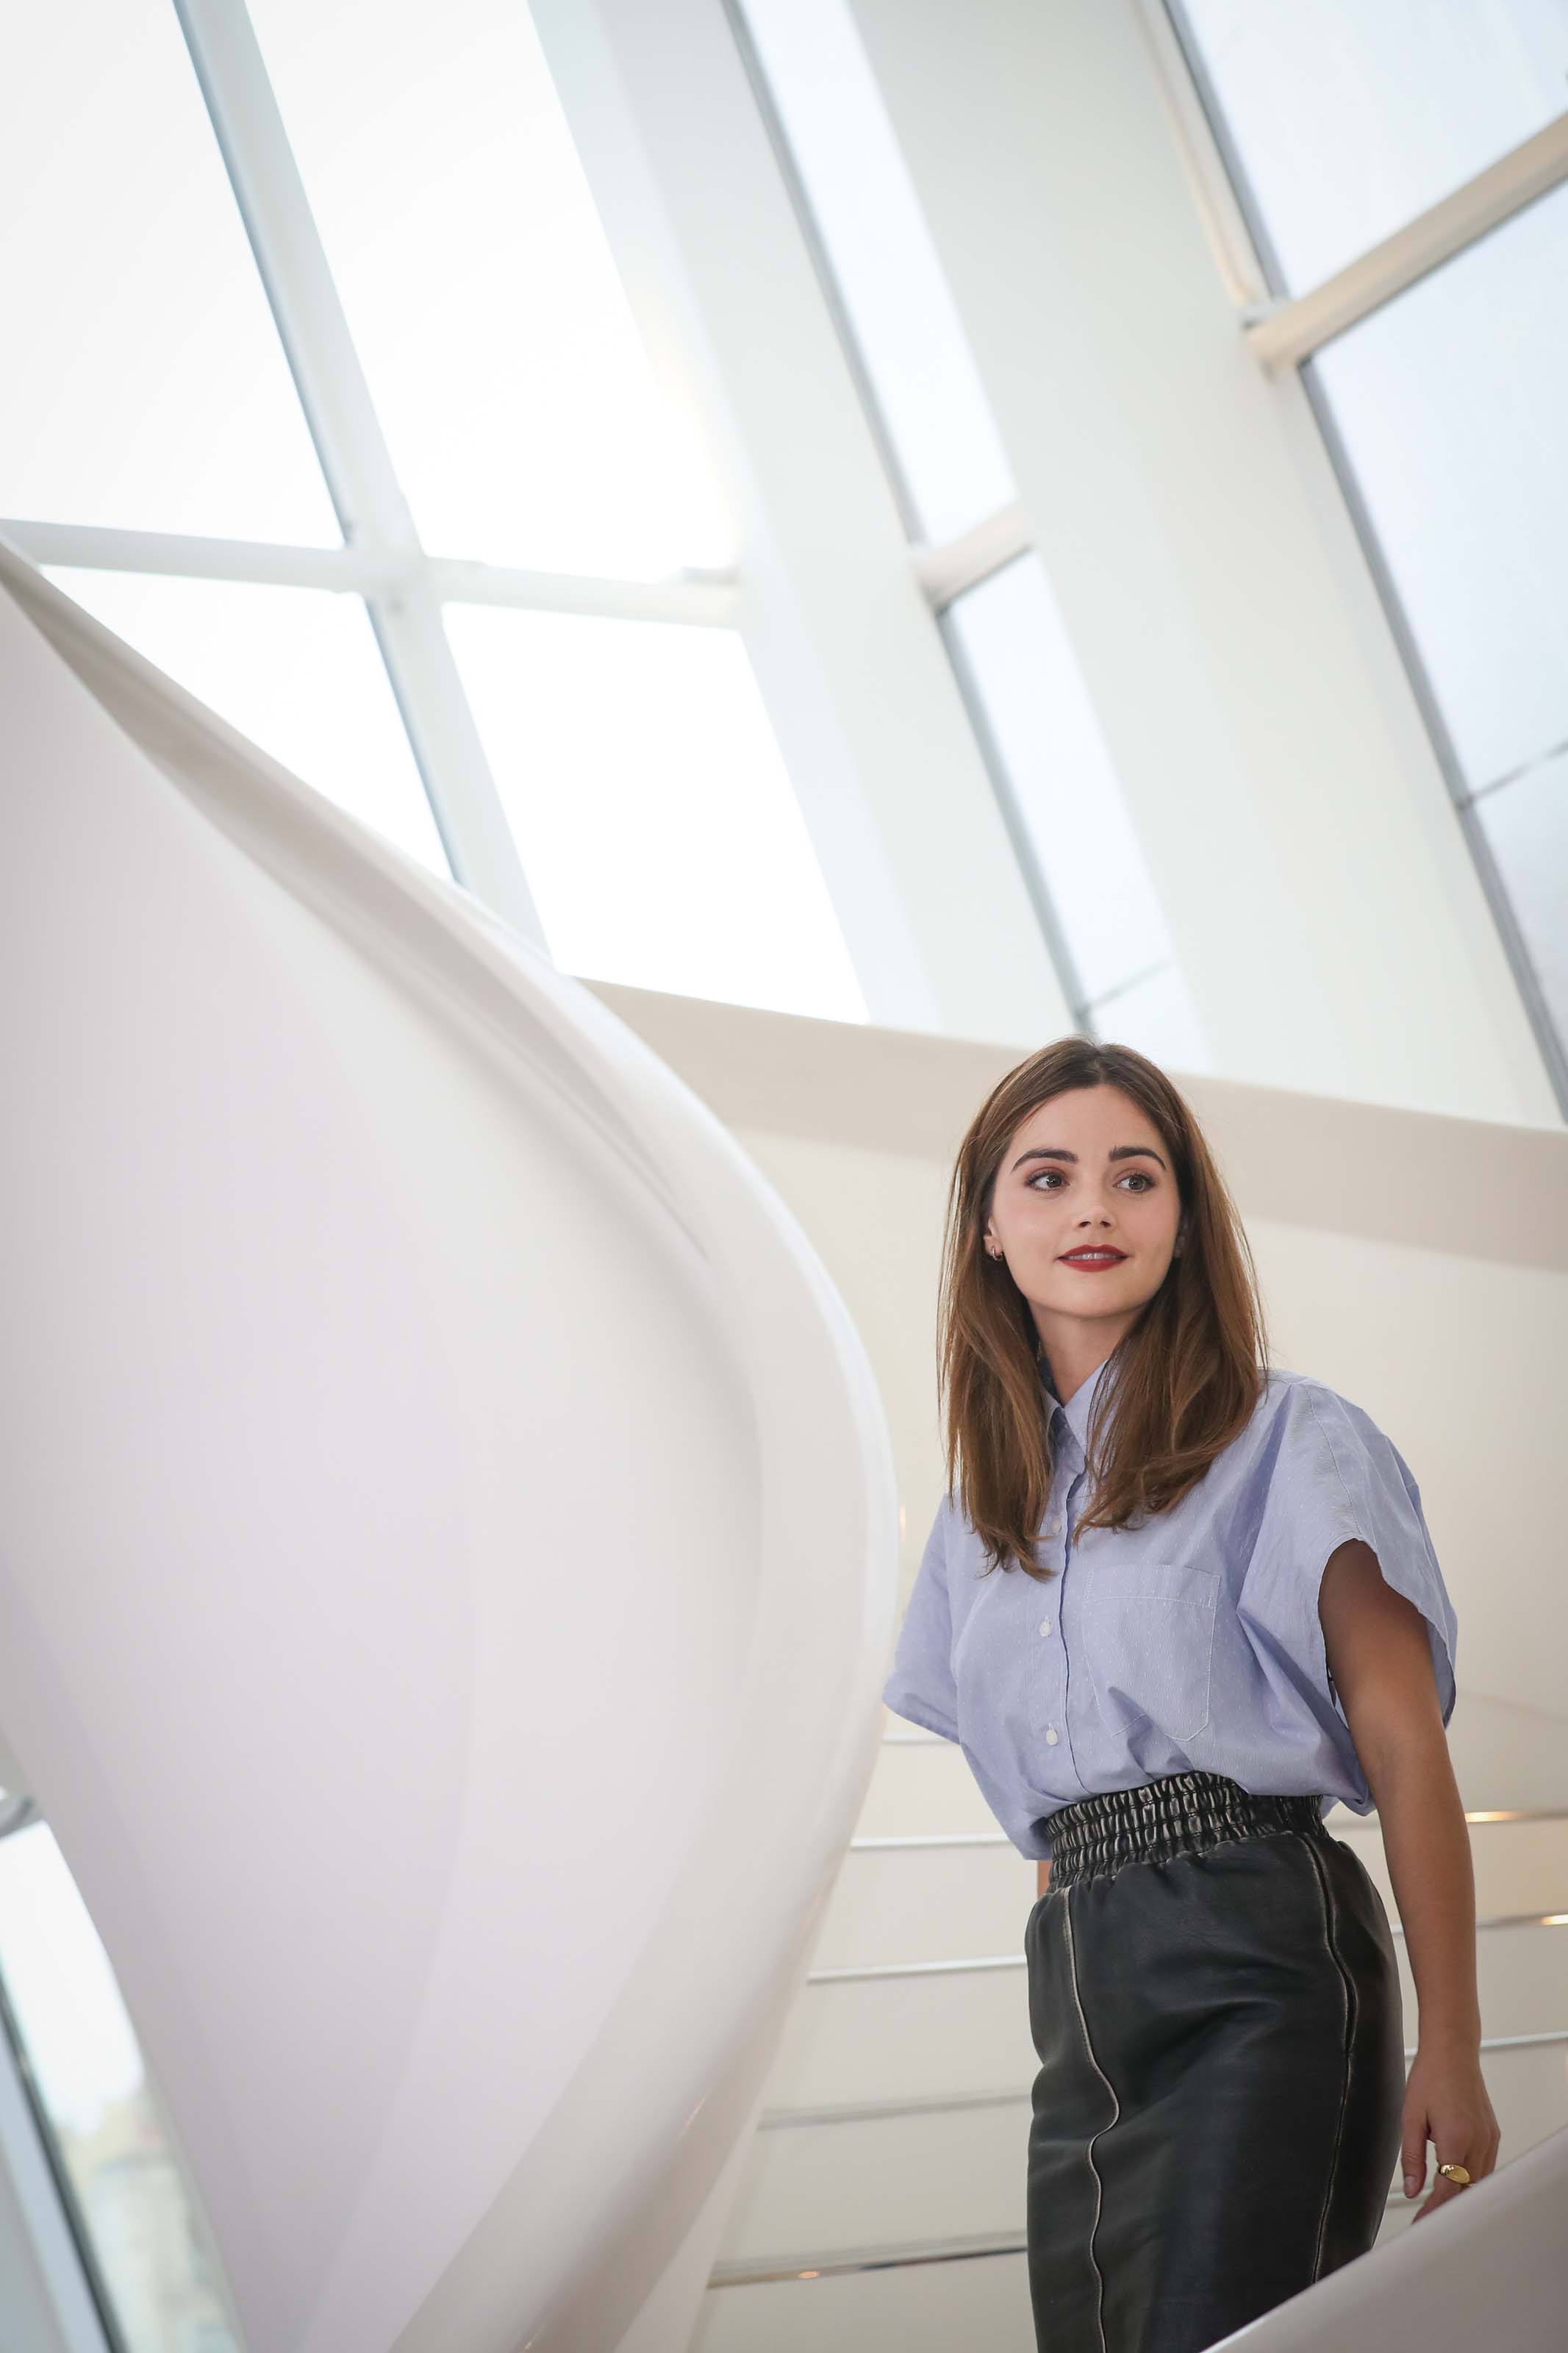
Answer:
xmin=1297 ymin=1829 xmax=1356 ymax=2281
xmin=1062 ymin=1887 xmax=1118 ymax=2353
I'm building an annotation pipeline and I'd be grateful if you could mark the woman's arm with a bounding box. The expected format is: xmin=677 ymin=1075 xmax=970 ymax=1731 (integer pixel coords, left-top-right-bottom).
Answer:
xmin=1318 ymin=1538 xmax=1500 ymax=2218
xmin=1037 ymin=1856 xmax=1052 ymax=1900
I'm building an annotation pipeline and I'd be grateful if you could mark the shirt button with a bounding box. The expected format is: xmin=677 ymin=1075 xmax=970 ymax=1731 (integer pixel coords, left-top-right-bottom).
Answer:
xmin=1037 ymin=1616 xmax=1053 ymax=1638
xmin=1045 ymin=1516 xmax=1062 ymax=1538
xmin=1045 ymin=1726 xmax=1059 ymax=1746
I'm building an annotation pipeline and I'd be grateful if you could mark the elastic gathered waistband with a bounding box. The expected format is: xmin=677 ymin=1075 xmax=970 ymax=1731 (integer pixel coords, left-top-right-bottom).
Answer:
xmin=1044 ymin=1768 xmax=1327 ymax=1890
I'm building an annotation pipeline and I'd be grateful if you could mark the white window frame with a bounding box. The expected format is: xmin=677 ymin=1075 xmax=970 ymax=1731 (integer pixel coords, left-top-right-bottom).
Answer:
xmin=721 ymin=0 xmax=1177 ymax=1041
xmin=1141 ymin=0 xmax=1568 ymax=1111
xmin=3 ymin=0 xmax=1069 ymax=1046
xmin=528 ymin=0 xmax=1071 ymax=1043
xmin=0 ymin=1952 xmax=117 ymax=2353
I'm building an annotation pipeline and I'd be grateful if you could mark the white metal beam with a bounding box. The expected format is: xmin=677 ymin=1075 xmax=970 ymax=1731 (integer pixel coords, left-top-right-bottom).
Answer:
xmin=3 ymin=521 xmax=374 ymax=594
xmin=531 ymin=0 xmax=1070 ymax=1044
xmin=172 ymin=0 xmax=546 ymax=944
xmin=428 ymin=557 xmax=739 ymax=627
xmin=1129 ymin=0 xmax=1270 ymax=309
xmin=912 ymin=502 xmax=1034 ymax=613
xmin=1246 ymin=110 xmax=1568 ymax=371
xmin=0 ymin=2016 xmax=112 ymax=2353
xmin=1 ymin=519 xmax=740 ymax=626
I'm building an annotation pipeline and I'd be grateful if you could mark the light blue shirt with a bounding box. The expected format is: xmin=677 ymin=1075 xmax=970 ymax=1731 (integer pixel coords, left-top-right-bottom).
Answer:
xmin=882 ymin=1357 xmax=1458 ymax=1860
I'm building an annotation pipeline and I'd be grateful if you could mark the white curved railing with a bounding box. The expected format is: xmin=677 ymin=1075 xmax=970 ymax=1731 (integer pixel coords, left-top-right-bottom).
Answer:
xmin=0 ymin=540 xmax=899 ymax=2353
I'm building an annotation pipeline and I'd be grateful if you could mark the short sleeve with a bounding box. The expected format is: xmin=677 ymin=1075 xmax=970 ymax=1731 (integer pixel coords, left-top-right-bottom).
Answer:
xmin=1239 ymin=1381 xmax=1458 ymax=1732
xmin=881 ymin=1497 xmax=959 ymax=1742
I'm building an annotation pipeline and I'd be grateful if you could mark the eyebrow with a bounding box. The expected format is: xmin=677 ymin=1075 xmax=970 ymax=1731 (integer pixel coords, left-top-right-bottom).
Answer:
xmin=1010 ymin=1145 xmax=1168 ymax=1173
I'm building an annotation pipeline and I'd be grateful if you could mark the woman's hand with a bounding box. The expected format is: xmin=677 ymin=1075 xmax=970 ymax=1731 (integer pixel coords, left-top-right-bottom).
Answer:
xmin=1401 ymin=2040 xmax=1500 ymax=2219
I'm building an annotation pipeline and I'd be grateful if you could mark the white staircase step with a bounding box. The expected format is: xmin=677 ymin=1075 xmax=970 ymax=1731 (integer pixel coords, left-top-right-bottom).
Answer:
xmin=726 ymin=1732 xmax=1568 ymax=2349
xmin=1342 ymin=1811 xmax=1568 ymax=1921
xmin=1399 ymin=1920 xmax=1568 ymax=2043
xmin=809 ymin=1813 xmax=1568 ymax=1975
xmin=720 ymin=2034 xmax=1567 ymax=2272
xmin=691 ymin=2241 xmax=1034 ymax=2353
xmin=811 ymin=1839 xmax=1034 ymax=1968
xmin=717 ymin=2100 xmax=1024 ymax=2267
xmin=767 ymin=1965 xmax=1035 ymax=2108
xmin=776 ymin=1913 xmax=1564 ymax=2114
xmin=860 ymin=1724 xmax=1003 ymax=1838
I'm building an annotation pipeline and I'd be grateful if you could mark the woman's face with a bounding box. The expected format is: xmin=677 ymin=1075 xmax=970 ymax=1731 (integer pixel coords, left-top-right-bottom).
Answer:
xmin=982 ymin=1083 xmax=1184 ymax=1357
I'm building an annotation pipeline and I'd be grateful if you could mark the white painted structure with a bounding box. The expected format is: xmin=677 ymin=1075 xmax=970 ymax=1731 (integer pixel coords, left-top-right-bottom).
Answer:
xmin=3 ymin=536 xmax=1566 ymax=2346
xmin=8 ymin=2 xmax=1561 ymax=1116
xmin=0 ymin=545 xmax=899 ymax=2352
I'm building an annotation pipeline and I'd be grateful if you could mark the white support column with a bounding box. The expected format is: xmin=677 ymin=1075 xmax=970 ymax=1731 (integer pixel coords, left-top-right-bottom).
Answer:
xmin=531 ymin=0 xmax=1070 ymax=1046
xmin=173 ymin=0 xmax=546 ymax=947
xmin=847 ymin=0 xmax=1556 ymax=1121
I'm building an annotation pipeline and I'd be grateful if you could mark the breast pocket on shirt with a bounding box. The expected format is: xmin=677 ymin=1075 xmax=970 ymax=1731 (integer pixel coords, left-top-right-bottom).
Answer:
xmin=1081 ymin=1562 xmax=1220 ymax=1743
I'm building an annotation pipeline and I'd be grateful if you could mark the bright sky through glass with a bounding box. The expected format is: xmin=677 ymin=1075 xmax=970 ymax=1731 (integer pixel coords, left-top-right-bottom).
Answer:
xmin=49 ymin=570 xmax=451 ymax=876
xmin=1181 ymin=0 xmax=1568 ymax=292
xmin=740 ymin=0 xmax=1017 ymax=546
xmin=0 ymin=1825 xmax=140 ymax=2138
xmin=447 ymin=605 xmax=868 ymax=1019
xmin=247 ymin=0 xmax=734 ymax=577
xmin=947 ymin=555 xmax=1174 ymax=1006
xmin=0 ymin=0 xmax=336 ymax=542
xmin=1311 ymin=183 xmax=1568 ymax=796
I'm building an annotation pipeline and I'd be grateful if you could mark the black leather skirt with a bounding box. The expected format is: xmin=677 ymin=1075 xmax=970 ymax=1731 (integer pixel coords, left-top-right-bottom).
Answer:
xmin=1025 ymin=1768 xmax=1405 ymax=2353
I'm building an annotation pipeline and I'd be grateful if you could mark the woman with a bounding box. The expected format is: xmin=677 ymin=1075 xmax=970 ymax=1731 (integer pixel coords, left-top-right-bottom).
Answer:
xmin=882 ymin=1038 xmax=1499 ymax=2353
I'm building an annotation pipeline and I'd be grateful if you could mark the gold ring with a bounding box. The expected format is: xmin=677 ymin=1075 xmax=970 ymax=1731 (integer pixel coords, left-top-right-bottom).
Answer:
xmin=1436 ymin=2162 xmax=1472 ymax=2185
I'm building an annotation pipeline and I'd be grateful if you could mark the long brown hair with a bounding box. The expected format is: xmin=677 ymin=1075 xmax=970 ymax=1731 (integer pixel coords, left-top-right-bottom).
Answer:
xmin=938 ymin=1038 xmax=1269 ymax=1579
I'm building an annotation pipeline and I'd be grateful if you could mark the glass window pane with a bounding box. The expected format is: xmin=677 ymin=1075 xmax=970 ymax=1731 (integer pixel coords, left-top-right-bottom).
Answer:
xmin=0 ymin=0 xmax=335 ymax=543
xmin=1093 ymin=963 xmax=1211 ymax=1076
xmin=944 ymin=554 xmax=1210 ymax=1070
xmin=1309 ymin=182 xmax=1568 ymax=796
xmin=246 ymin=0 xmax=731 ymax=578
xmin=737 ymin=0 xmax=1017 ymax=545
xmin=0 ymin=1823 xmax=240 ymax=2350
xmin=1475 ymin=751 xmax=1568 ymax=1047
xmin=444 ymin=605 xmax=867 ymax=1020
xmin=1175 ymin=0 xmax=1568 ymax=292
xmin=46 ymin=571 xmax=450 ymax=878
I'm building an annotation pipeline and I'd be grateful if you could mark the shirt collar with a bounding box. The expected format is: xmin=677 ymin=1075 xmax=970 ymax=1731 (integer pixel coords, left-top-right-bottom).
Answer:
xmin=1042 ymin=1350 xmax=1117 ymax=1457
